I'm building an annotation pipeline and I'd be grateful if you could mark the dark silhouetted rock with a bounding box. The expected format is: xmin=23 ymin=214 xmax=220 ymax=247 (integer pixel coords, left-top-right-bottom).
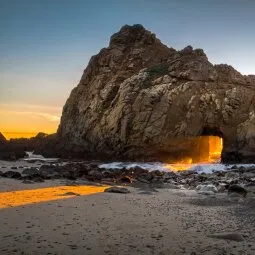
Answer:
xmin=0 ymin=132 xmax=7 ymax=144
xmin=120 ymin=176 xmax=132 ymax=183
xmin=61 ymin=192 xmax=80 ymax=196
xmin=22 ymin=168 xmax=39 ymax=176
xmin=227 ymin=184 xmax=248 ymax=197
xmin=0 ymin=132 xmax=51 ymax=161
xmin=104 ymin=187 xmax=131 ymax=194
xmin=2 ymin=171 xmax=22 ymax=179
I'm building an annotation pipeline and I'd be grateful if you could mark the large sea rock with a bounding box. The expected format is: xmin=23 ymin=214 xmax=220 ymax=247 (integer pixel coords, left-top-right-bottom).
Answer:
xmin=53 ymin=24 xmax=255 ymax=162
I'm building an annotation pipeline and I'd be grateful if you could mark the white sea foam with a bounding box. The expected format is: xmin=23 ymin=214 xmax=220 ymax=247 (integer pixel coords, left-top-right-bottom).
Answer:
xmin=23 ymin=151 xmax=59 ymax=162
xmin=22 ymin=152 xmax=255 ymax=173
xmin=99 ymin=162 xmax=255 ymax=174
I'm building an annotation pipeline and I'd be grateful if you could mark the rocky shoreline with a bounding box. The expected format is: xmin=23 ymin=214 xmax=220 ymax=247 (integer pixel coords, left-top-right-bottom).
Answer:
xmin=1 ymin=160 xmax=255 ymax=198
xmin=1 ymin=159 xmax=255 ymax=254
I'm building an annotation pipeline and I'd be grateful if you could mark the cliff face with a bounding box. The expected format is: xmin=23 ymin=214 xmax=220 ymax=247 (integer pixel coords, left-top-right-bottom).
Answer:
xmin=57 ymin=24 xmax=255 ymax=162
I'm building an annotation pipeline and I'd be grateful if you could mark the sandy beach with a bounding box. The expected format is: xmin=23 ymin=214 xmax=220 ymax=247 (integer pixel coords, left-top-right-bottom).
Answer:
xmin=1 ymin=175 xmax=255 ymax=255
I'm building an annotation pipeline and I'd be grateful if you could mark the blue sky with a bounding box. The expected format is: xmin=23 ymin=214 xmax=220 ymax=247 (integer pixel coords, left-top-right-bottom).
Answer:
xmin=0 ymin=0 xmax=254 ymax=133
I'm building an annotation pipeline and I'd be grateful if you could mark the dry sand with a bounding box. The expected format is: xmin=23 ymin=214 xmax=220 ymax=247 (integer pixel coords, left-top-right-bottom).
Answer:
xmin=1 ymin=176 xmax=255 ymax=255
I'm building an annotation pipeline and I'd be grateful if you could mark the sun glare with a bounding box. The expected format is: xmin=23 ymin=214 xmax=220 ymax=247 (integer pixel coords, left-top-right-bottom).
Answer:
xmin=165 ymin=136 xmax=223 ymax=171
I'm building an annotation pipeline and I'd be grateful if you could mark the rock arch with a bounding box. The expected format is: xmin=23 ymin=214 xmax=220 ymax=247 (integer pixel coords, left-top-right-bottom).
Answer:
xmin=55 ymin=25 xmax=255 ymax=163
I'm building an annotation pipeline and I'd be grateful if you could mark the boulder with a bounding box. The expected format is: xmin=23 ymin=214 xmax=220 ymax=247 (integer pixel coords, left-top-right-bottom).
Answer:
xmin=120 ymin=176 xmax=132 ymax=183
xmin=38 ymin=165 xmax=61 ymax=179
xmin=104 ymin=187 xmax=131 ymax=194
xmin=87 ymin=170 xmax=103 ymax=181
xmin=2 ymin=171 xmax=22 ymax=179
xmin=227 ymin=184 xmax=248 ymax=197
xmin=22 ymin=168 xmax=39 ymax=176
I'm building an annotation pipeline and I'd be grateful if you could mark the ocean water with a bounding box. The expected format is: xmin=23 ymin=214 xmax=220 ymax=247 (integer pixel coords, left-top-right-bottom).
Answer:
xmin=98 ymin=162 xmax=255 ymax=174
xmin=23 ymin=152 xmax=255 ymax=174
xmin=24 ymin=152 xmax=59 ymax=162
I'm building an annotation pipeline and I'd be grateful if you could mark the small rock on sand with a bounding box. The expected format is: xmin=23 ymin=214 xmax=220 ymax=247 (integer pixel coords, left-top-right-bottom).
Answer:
xmin=104 ymin=187 xmax=130 ymax=194
xmin=228 ymin=184 xmax=247 ymax=197
xmin=61 ymin=192 xmax=81 ymax=196
xmin=208 ymin=232 xmax=245 ymax=242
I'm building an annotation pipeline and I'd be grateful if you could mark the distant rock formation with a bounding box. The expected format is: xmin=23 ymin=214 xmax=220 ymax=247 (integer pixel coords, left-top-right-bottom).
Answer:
xmin=53 ymin=24 xmax=255 ymax=163
xmin=0 ymin=132 xmax=7 ymax=144
xmin=0 ymin=132 xmax=49 ymax=160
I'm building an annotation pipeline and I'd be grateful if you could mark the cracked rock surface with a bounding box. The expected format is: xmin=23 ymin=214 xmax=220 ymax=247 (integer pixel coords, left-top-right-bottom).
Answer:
xmin=55 ymin=24 xmax=255 ymax=162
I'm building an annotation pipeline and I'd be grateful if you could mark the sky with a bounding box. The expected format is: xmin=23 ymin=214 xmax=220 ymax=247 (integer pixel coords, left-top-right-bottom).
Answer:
xmin=0 ymin=0 xmax=255 ymax=138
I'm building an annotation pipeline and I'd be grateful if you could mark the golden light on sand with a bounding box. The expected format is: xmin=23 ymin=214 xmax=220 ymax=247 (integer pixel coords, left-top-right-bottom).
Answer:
xmin=0 ymin=185 xmax=108 ymax=209
xmin=164 ymin=136 xmax=223 ymax=171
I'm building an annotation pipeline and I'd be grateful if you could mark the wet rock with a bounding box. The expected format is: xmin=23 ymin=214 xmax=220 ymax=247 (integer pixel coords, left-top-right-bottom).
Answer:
xmin=2 ymin=171 xmax=22 ymax=179
xmin=245 ymin=184 xmax=255 ymax=196
xmin=120 ymin=176 xmax=132 ymax=183
xmin=136 ymin=173 xmax=154 ymax=183
xmin=228 ymin=184 xmax=247 ymax=197
xmin=226 ymin=172 xmax=240 ymax=179
xmin=87 ymin=170 xmax=103 ymax=181
xmin=104 ymin=187 xmax=131 ymax=194
xmin=102 ymin=170 xmax=116 ymax=179
xmin=32 ymin=176 xmax=44 ymax=183
xmin=22 ymin=180 xmax=34 ymax=184
xmin=22 ymin=168 xmax=39 ymax=176
xmin=150 ymin=170 xmax=164 ymax=177
xmin=130 ymin=167 xmax=149 ymax=178
xmin=163 ymin=172 xmax=178 ymax=182
xmin=243 ymin=172 xmax=255 ymax=179
xmin=22 ymin=173 xmax=45 ymax=182
xmin=208 ymin=232 xmax=245 ymax=242
xmin=61 ymin=192 xmax=80 ymax=196
xmin=38 ymin=165 xmax=61 ymax=179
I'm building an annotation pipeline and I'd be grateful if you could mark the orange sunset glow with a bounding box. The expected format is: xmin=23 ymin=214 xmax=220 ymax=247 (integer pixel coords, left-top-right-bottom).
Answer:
xmin=165 ymin=136 xmax=223 ymax=171
xmin=0 ymin=185 xmax=109 ymax=209
xmin=0 ymin=104 xmax=61 ymax=139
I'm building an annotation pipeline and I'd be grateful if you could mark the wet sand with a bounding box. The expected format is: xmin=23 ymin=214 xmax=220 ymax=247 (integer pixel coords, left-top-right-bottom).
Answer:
xmin=1 ymin=178 xmax=255 ymax=255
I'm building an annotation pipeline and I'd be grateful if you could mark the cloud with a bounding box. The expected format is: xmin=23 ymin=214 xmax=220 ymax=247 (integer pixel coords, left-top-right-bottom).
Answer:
xmin=0 ymin=103 xmax=62 ymax=112
xmin=0 ymin=104 xmax=61 ymax=133
xmin=0 ymin=110 xmax=61 ymax=122
xmin=13 ymin=111 xmax=60 ymax=122
xmin=34 ymin=112 xmax=60 ymax=122
xmin=0 ymin=104 xmax=62 ymax=122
